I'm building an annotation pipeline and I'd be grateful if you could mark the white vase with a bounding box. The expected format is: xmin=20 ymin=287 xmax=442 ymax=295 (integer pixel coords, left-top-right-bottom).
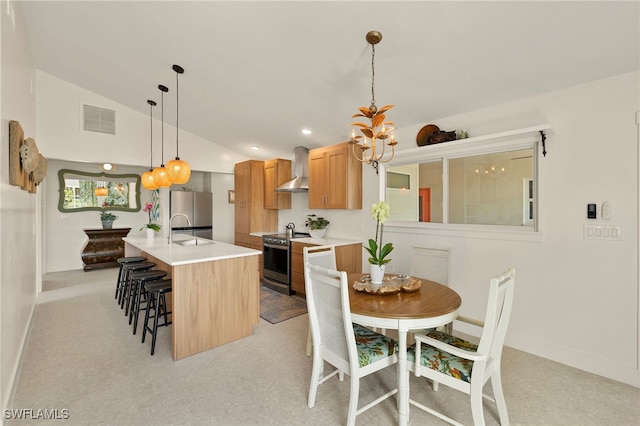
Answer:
xmin=145 ymin=228 xmax=155 ymax=239
xmin=370 ymin=264 xmax=386 ymax=285
xmin=309 ymin=228 xmax=326 ymax=238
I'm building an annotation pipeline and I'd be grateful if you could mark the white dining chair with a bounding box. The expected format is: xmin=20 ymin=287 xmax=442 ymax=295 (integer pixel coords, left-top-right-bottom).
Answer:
xmin=304 ymin=261 xmax=398 ymax=426
xmin=409 ymin=245 xmax=449 ymax=285
xmin=407 ymin=267 xmax=516 ymax=426
xmin=304 ymin=245 xmax=337 ymax=356
xmin=410 ymin=245 xmax=480 ymax=335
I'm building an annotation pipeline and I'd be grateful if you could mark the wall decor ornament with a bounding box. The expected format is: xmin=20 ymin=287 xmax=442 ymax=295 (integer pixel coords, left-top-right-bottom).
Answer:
xmin=9 ymin=120 xmax=47 ymax=193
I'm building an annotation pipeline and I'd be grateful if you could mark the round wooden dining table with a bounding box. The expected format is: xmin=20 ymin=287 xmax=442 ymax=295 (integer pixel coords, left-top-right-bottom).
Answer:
xmin=347 ymin=273 xmax=461 ymax=426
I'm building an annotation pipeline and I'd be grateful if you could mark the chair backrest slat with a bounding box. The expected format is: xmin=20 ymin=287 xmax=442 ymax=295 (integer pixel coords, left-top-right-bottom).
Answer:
xmin=409 ymin=246 xmax=449 ymax=285
xmin=477 ymin=268 xmax=516 ymax=361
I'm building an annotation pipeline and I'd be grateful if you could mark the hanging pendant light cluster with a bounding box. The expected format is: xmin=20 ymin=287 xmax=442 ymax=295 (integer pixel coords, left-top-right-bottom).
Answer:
xmin=166 ymin=65 xmax=191 ymax=184
xmin=141 ymin=99 xmax=158 ymax=190
xmin=349 ymin=31 xmax=398 ymax=174
xmin=141 ymin=64 xmax=191 ymax=190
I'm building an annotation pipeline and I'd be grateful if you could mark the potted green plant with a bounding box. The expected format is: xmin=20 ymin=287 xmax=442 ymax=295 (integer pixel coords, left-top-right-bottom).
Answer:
xmin=100 ymin=211 xmax=118 ymax=229
xmin=305 ymin=214 xmax=329 ymax=238
xmin=365 ymin=201 xmax=393 ymax=285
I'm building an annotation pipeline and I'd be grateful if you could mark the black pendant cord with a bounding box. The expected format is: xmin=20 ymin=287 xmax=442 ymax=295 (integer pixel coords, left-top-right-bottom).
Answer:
xmin=173 ymin=64 xmax=184 ymax=160
xmin=158 ymin=85 xmax=169 ymax=166
xmin=540 ymin=130 xmax=547 ymax=157
xmin=147 ymin=100 xmax=156 ymax=171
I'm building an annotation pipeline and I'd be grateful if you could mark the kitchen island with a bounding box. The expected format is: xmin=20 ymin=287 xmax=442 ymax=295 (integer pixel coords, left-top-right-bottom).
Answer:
xmin=123 ymin=236 xmax=261 ymax=360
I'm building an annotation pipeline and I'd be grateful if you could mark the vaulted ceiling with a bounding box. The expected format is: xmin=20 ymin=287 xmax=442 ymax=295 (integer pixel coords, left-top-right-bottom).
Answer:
xmin=19 ymin=1 xmax=639 ymax=160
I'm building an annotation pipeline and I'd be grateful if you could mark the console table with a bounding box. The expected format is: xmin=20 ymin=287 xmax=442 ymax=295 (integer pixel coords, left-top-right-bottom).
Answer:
xmin=82 ymin=228 xmax=131 ymax=271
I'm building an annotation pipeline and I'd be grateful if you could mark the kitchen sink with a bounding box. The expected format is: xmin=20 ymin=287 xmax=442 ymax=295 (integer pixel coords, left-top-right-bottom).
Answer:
xmin=174 ymin=238 xmax=215 ymax=247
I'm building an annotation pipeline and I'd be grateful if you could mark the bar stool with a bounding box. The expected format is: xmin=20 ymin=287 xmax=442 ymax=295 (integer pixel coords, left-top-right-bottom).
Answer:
xmin=115 ymin=256 xmax=146 ymax=302
xmin=142 ymin=279 xmax=173 ymax=355
xmin=121 ymin=261 xmax=156 ymax=314
xmin=129 ymin=270 xmax=168 ymax=335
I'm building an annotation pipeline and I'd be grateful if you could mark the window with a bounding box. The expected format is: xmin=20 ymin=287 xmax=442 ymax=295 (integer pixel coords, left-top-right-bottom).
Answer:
xmin=381 ymin=125 xmax=548 ymax=232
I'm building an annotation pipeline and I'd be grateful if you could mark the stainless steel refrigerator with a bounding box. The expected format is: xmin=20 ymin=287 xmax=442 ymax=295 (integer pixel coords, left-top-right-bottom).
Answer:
xmin=169 ymin=191 xmax=213 ymax=239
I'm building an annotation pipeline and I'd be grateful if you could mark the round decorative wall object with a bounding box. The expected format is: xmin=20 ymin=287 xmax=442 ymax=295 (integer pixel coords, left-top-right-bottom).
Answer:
xmin=416 ymin=124 xmax=440 ymax=147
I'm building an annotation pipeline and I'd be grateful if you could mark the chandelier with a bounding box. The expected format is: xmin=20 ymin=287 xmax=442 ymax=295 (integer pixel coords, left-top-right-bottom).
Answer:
xmin=349 ymin=30 xmax=398 ymax=174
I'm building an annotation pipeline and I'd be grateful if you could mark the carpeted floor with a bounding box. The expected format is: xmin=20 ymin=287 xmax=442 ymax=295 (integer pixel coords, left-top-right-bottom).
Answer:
xmin=259 ymin=285 xmax=307 ymax=324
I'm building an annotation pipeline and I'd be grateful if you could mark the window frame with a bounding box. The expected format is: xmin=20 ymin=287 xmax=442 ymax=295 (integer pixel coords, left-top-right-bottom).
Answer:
xmin=379 ymin=124 xmax=549 ymax=241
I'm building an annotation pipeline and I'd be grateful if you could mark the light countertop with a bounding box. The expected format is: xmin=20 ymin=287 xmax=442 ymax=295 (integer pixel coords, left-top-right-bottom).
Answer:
xmin=292 ymin=236 xmax=362 ymax=247
xmin=124 ymin=236 xmax=261 ymax=266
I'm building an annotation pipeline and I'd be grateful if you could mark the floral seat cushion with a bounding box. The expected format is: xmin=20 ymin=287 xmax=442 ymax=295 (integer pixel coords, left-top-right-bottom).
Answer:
xmin=407 ymin=330 xmax=478 ymax=383
xmin=353 ymin=323 xmax=397 ymax=367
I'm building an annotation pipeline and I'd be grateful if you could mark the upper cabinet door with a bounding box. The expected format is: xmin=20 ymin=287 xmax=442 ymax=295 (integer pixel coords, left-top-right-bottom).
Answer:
xmin=263 ymin=158 xmax=291 ymax=210
xmin=308 ymin=143 xmax=362 ymax=210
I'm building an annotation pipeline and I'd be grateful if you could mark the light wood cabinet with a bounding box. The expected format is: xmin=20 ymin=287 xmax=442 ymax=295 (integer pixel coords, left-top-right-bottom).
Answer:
xmin=250 ymin=235 xmax=264 ymax=280
xmin=291 ymin=241 xmax=362 ymax=295
xmin=308 ymin=142 xmax=362 ymax=209
xmin=234 ymin=160 xmax=278 ymax=246
xmin=263 ymin=158 xmax=292 ymax=210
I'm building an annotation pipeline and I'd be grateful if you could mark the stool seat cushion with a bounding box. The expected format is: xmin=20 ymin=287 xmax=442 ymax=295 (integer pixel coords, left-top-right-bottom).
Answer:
xmin=407 ymin=330 xmax=478 ymax=383
xmin=145 ymin=280 xmax=173 ymax=293
xmin=117 ymin=256 xmax=147 ymax=264
xmin=130 ymin=270 xmax=167 ymax=281
xmin=125 ymin=262 xmax=156 ymax=271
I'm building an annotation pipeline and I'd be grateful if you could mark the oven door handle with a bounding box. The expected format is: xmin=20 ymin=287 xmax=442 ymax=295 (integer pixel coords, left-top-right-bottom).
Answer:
xmin=263 ymin=243 xmax=288 ymax=250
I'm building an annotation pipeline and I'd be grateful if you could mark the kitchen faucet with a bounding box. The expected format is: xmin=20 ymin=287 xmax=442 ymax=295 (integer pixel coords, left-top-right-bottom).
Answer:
xmin=168 ymin=213 xmax=192 ymax=244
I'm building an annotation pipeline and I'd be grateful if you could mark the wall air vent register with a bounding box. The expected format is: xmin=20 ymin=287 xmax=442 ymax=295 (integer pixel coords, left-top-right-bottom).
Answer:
xmin=83 ymin=104 xmax=116 ymax=135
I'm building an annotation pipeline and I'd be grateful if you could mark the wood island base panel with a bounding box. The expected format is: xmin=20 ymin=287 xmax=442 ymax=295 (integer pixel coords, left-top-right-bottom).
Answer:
xmin=124 ymin=238 xmax=260 ymax=360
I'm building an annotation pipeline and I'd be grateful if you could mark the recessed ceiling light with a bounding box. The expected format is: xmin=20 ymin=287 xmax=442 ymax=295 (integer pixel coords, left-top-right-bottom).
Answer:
xmin=302 ymin=128 xmax=312 ymax=135
xmin=250 ymin=146 xmax=260 ymax=151
xmin=101 ymin=163 xmax=113 ymax=171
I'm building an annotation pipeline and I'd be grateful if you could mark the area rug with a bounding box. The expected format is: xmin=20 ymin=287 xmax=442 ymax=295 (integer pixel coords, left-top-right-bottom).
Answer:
xmin=260 ymin=285 xmax=307 ymax=324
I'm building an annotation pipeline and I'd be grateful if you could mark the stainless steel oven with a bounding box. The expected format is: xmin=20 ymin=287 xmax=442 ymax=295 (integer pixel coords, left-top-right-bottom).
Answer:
xmin=262 ymin=232 xmax=309 ymax=295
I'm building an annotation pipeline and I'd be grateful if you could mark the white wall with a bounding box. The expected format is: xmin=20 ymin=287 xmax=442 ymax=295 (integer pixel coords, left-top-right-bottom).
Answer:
xmin=210 ymin=172 xmax=235 ymax=244
xmin=389 ymin=72 xmax=639 ymax=386
xmin=280 ymin=71 xmax=639 ymax=387
xmin=34 ymin=71 xmax=248 ymax=174
xmin=0 ymin=1 xmax=38 ymax=412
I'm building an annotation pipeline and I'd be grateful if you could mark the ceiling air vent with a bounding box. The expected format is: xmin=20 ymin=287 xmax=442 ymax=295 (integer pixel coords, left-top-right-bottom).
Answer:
xmin=83 ymin=104 xmax=116 ymax=135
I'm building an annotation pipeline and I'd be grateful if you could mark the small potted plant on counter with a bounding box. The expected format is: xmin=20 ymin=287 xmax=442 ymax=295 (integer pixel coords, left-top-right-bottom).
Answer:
xmin=306 ymin=214 xmax=329 ymax=238
xmin=140 ymin=202 xmax=161 ymax=238
xmin=100 ymin=211 xmax=118 ymax=229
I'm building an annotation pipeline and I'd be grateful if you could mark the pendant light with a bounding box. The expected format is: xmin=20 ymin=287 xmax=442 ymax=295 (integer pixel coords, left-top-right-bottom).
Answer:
xmin=166 ymin=64 xmax=191 ymax=184
xmin=152 ymin=84 xmax=172 ymax=188
xmin=94 ymin=182 xmax=108 ymax=197
xmin=141 ymin=99 xmax=158 ymax=190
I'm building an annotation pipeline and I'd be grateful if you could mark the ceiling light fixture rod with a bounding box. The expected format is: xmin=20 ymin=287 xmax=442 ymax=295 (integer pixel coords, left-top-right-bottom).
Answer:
xmin=159 ymin=84 xmax=168 ymax=166
xmin=147 ymin=100 xmax=156 ymax=170
xmin=173 ymin=64 xmax=184 ymax=158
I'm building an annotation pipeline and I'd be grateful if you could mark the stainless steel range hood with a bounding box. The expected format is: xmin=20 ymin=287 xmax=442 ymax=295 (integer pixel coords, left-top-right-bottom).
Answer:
xmin=275 ymin=146 xmax=309 ymax=192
